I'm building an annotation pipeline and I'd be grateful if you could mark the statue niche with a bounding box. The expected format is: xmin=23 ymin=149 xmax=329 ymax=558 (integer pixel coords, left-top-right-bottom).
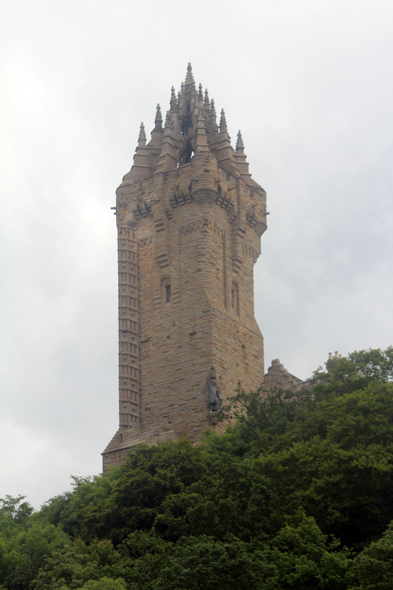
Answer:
xmin=206 ymin=367 xmax=221 ymax=413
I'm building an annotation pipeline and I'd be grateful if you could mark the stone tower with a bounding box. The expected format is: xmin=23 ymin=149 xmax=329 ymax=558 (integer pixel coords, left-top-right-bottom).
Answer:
xmin=102 ymin=65 xmax=267 ymax=471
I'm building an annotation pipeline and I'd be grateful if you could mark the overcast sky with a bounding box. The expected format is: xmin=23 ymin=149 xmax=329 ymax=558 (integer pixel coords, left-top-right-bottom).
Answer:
xmin=1 ymin=0 xmax=392 ymax=509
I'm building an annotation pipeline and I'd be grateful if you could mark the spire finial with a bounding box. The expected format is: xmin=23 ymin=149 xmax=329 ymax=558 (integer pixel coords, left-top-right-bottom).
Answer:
xmin=204 ymin=89 xmax=210 ymax=106
xmin=155 ymin=104 xmax=163 ymax=129
xmin=184 ymin=63 xmax=195 ymax=88
xmin=138 ymin=122 xmax=146 ymax=146
xmin=234 ymin=129 xmax=250 ymax=178
xmin=236 ymin=130 xmax=244 ymax=152
xmin=210 ymin=99 xmax=216 ymax=118
xmin=170 ymin=86 xmax=177 ymax=110
xmin=198 ymin=83 xmax=203 ymax=101
xmin=219 ymin=109 xmax=227 ymax=133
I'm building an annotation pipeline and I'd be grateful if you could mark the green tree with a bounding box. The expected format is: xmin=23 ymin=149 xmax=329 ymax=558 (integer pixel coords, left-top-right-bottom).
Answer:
xmin=0 ymin=496 xmax=33 ymax=529
xmin=20 ymin=346 xmax=393 ymax=588
xmin=0 ymin=496 xmax=69 ymax=590
xmin=121 ymin=517 xmax=349 ymax=590
xmin=33 ymin=539 xmax=131 ymax=590
xmin=80 ymin=578 xmax=128 ymax=590
xmin=313 ymin=347 xmax=393 ymax=395
xmin=348 ymin=520 xmax=393 ymax=589
xmin=39 ymin=471 xmax=122 ymax=540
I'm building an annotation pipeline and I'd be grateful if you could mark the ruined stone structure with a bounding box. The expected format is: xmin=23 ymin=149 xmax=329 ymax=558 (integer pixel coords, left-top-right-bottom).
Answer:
xmin=102 ymin=65 xmax=272 ymax=471
xmin=262 ymin=359 xmax=304 ymax=392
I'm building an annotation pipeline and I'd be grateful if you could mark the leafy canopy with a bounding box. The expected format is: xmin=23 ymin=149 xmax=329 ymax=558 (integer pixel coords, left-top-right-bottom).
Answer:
xmin=1 ymin=347 xmax=393 ymax=590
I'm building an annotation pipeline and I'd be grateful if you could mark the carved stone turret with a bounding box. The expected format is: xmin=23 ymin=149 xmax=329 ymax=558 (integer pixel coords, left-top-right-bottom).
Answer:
xmin=102 ymin=65 xmax=268 ymax=471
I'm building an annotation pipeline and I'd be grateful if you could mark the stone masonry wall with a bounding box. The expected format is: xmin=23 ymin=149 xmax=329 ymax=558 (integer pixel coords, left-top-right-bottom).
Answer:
xmin=102 ymin=66 xmax=269 ymax=471
xmin=103 ymin=152 xmax=266 ymax=469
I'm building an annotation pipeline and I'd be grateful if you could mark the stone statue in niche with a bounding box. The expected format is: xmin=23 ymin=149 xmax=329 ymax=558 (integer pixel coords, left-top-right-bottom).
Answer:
xmin=206 ymin=367 xmax=221 ymax=412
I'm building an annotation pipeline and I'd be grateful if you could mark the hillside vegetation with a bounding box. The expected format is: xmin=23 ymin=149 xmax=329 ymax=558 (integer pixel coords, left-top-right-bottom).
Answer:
xmin=1 ymin=347 xmax=393 ymax=590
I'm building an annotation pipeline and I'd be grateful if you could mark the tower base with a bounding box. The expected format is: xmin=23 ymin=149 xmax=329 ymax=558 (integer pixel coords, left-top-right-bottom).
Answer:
xmin=102 ymin=426 xmax=179 ymax=472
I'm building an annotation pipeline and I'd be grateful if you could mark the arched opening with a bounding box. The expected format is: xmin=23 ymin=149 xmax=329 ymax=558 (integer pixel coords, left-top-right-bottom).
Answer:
xmin=161 ymin=276 xmax=172 ymax=307
xmin=178 ymin=141 xmax=194 ymax=165
xmin=181 ymin=105 xmax=192 ymax=137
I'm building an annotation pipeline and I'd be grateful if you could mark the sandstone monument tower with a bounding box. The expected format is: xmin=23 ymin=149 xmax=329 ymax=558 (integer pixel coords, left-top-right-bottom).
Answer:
xmin=102 ymin=65 xmax=268 ymax=471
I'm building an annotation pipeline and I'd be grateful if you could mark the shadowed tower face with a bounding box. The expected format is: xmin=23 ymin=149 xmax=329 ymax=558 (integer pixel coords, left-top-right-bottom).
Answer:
xmin=102 ymin=64 xmax=267 ymax=472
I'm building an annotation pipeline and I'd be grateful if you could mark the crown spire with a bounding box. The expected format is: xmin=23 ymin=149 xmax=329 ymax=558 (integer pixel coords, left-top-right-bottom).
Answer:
xmin=234 ymin=129 xmax=251 ymax=180
xmin=155 ymin=104 xmax=163 ymax=129
xmin=122 ymin=121 xmax=149 ymax=181
xmin=138 ymin=122 xmax=146 ymax=146
xmin=194 ymin=108 xmax=210 ymax=155
xmin=170 ymin=86 xmax=177 ymax=110
xmin=204 ymin=89 xmax=210 ymax=106
xmin=236 ymin=130 xmax=244 ymax=152
xmin=208 ymin=99 xmax=218 ymax=134
xmin=219 ymin=109 xmax=227 ymax=133
xmin=198 ymin=83 xmax=203 ymax=101
xmin=184 ymin=63 xmax=195 ymax=88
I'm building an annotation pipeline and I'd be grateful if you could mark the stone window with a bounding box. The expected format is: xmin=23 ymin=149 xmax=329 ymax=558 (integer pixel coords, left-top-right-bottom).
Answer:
xmin=161 ymin=276 xmax=171 ymax=306
xmin=231 ymin=281 xmax=239 ymax=315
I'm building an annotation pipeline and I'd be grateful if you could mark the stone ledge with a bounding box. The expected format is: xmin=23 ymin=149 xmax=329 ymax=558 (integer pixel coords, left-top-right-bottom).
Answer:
xmin=102 ymin=426 xmax=179 ymax=472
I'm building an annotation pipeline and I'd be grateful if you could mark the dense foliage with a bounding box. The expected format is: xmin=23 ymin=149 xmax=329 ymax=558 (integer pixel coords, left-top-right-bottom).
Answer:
xmin=1 ymin=347 xmax=393 ymax=589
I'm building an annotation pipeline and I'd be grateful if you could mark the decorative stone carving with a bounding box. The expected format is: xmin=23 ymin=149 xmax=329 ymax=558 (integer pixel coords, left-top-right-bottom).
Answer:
xmin=206 ymin=367 xmax=222 ymax=412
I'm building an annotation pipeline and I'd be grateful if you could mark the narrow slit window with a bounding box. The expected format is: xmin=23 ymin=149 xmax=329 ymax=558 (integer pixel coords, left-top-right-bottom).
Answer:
xmin=165 ymin=284 xmax=171 ymax=304
xmin=161 ymin=277 xmax=172 ymax=307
